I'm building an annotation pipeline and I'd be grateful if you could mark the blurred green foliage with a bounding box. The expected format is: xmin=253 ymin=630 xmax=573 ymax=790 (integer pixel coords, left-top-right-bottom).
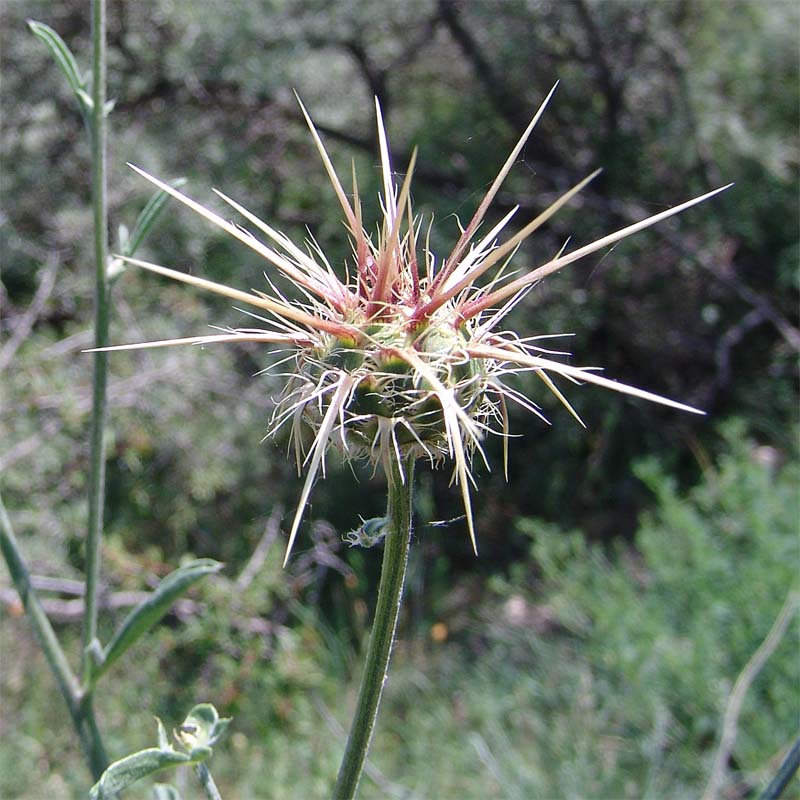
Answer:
xmin=1 ymin=0 xmax=798 ymax=797
xmin=2 ymin=421 xmax=797 ymax=797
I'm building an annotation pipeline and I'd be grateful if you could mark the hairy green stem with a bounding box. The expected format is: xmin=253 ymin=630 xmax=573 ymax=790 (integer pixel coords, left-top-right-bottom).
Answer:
xmin=82 ymin=0 xmax=110 ymax=680
xmin=0 ymin=494 xmax=106 ymax=774
xmin=196 ymin=762 xmax=223 ymax=800
xmin=334 ymin=456 xmax=416 ymax=799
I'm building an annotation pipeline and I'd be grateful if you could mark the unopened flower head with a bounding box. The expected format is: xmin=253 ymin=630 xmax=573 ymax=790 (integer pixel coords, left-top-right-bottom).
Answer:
xmin=95 ymin=86 xmax=729 ymax=563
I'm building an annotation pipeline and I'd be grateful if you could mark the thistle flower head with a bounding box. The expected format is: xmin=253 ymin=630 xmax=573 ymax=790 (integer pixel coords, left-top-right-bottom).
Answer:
xmin=96 ymin=87 xmax=729 ymax=563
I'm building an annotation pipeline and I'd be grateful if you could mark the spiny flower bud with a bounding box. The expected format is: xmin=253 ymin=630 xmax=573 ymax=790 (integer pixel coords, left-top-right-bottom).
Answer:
xmin=91 ymin=86 xmax=730 ymax=563
xmin=277 ymin=321 xmax=488 ymax=464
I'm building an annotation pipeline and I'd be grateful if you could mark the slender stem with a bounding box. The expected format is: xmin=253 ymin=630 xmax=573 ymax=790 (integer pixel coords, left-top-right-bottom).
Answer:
xmin=760 ymin=734 xmax=800 ymax=800
xmin=72 ymin=0 xmax=112 ymax=778
xmin=3 ymin=0 xmax=111 ymax=782
xmin=0 ymin=493 xmax=107 ymax=774
xmin=334 ymin=456 xmax=416 ymax=799
xmin=82 ymin=0 xmax=110 ymax=679
xmin=79 ymin=694 xmax=109 ymax=778
xmin=0 ymin=495 xmax=80 ymax=713
xmin=195 ymin=762 xmax=223 ymax=800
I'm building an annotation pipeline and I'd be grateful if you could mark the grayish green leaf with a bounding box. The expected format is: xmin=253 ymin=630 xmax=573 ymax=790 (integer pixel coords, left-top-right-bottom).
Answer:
xmin=89 ymin=708 xmax=229 ymax=799
xmin=93 ymin=559 xmax=222 ymax=685
xmin=126 ymin=179 xmax=187 ymax=258
xmin=27 ymin=20 xmax=92 ymax=115
xmin=89 ymin=746 xmax=192 ymax=800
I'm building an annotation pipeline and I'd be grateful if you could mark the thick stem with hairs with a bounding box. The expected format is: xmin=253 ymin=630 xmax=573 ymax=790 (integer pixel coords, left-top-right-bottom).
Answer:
xmin=334 ymin=456 xmax=416 ymax=799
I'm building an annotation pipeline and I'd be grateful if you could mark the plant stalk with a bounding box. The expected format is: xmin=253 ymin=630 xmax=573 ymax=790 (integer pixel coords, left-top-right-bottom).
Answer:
xmin=74 ymin=0 xmax=112 ymax=777
xmin=760 ymin=734 xmax=800 ymax=800
xmin=334 ymin=456 xmax=416 ymax=799
xmin=82 ymin=0 xmax=110 ymax=679
xmin=0 ymin=493 xmax=107 ymax=775
xmin=196 ymin=762 xmax=223 ymax=800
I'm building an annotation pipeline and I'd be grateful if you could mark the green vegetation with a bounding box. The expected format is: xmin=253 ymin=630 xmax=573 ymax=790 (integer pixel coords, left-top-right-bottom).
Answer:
xmin=2 ymin=422 xmax=797 ymax=797
xmin=1 ymin=0 xmax=797 ymax=797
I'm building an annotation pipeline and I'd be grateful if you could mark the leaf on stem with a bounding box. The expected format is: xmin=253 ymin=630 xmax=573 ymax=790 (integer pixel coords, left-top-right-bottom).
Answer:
xmin=89 ymin=706 xmax=230 ymax=800
xmin=174 ymin=703 xmax=232 ymax=754
xmin=92 ymin=559 xmax=222 ymax=685
xmin=126 ymin=179 xmax=188 ymax=258
xmin=27 ymin=20 xmax=92 ymax=116
xmin=90 ymin=744 xmax=190 ymax=799
xmin=109 ymin=179 xmax=187 ymax=282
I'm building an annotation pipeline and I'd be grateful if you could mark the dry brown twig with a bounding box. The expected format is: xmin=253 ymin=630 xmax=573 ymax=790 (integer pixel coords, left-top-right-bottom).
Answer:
xmin=702 ymin=588 xmax=800 ymax=800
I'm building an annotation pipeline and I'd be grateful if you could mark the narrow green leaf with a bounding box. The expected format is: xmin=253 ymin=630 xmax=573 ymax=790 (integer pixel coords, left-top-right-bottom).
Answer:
xmin=126 ymin=179 xmax=187 ymax=257
xmin=94 ymin=559 xmax=222 ymax=684
xmin=27 ymin=20 xmax=92 ymax=113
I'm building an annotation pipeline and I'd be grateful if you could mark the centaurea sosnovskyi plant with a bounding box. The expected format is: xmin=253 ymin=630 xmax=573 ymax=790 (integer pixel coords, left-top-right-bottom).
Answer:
xmin=97 ymin=86 xmax=726 ymax=559
xmin=94 ymin=86 xmax=729 ymax=796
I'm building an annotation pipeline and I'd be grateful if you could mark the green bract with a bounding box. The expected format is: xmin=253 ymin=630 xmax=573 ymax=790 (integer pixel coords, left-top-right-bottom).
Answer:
xmin=281 ymin=318 xmax=489 ymax=464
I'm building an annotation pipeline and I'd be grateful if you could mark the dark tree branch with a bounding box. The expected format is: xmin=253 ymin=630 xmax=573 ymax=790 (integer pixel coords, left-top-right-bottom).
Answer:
xmin=570 ymin=0 xmax=623 ymax=141
xmin=343 ymin=38 xmax=390 ymax=109
xmin=387 ymin=15 xmax=441 ymax=73
xmin=436 ymin=0 xmax=563 ymax=169
xmin=437 ymin=0 xmax=530 ymax=133
xmin=0 ymin=254 xmax=59 ymax=371
xmin=310 ymin=120 xmax=463 ymax=190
